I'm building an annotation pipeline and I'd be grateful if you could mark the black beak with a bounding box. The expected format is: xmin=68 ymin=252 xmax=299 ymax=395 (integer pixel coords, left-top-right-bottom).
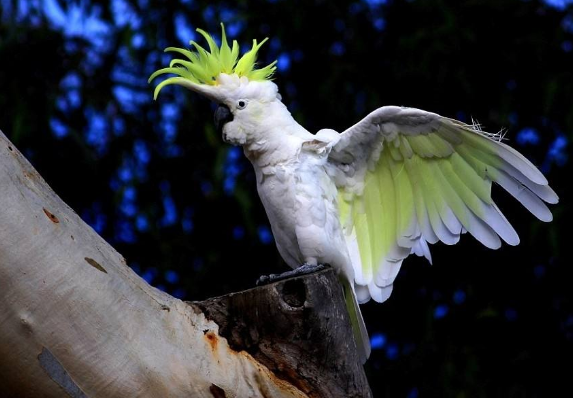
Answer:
xmin=214 ymin=104 xmax=233 ymax=135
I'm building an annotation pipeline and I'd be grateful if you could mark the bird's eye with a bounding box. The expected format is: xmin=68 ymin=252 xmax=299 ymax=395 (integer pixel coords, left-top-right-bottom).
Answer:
xmin=237 ymin=100 xmax=247 ymax=110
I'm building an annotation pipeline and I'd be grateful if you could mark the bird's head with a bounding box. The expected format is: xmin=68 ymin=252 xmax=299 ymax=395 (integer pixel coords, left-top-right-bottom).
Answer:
xmin=149 ymin=24 xmax=282 ymax=146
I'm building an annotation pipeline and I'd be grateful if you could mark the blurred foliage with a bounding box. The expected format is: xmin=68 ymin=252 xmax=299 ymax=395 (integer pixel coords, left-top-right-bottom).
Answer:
xmin=1 ymin=0 xmax=572 ymax=396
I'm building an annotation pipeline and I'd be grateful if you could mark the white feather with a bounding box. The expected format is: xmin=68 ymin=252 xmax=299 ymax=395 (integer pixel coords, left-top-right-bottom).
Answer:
xmin=368 ymin=282 xmax=393 ymax=303
xmin=492 ymin=169 xmax=553 ymax=222
xmin=465 ymin=210 xmax=502 ymax=249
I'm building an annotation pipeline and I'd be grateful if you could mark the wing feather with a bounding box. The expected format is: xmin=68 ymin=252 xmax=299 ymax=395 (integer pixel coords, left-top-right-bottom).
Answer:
xmin=330 ymin=106 xmax=557 ymax=303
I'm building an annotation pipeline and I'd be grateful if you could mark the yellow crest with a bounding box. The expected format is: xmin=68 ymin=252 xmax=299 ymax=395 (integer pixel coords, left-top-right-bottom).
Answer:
xmin=149 ymin=23 xmax=277 ymax=100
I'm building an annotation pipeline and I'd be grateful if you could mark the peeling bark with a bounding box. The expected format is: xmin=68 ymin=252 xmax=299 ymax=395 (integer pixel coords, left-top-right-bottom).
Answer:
xmin=0 ymin=130 xmax=371 ymax=397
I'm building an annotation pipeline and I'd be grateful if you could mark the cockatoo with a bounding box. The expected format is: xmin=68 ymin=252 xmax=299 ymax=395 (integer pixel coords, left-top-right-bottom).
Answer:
xmin=149 ymin=25 xmax=558 ymax=363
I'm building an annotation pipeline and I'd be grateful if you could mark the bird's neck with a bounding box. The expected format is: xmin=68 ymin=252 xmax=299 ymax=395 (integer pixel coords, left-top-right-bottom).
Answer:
xmin=242 ymin=104 xmax=313 ymax=168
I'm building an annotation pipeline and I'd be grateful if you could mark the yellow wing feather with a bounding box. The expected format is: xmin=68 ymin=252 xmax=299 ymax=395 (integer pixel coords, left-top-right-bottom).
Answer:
xmin=332 ymin=107 xmax=557 ymax=303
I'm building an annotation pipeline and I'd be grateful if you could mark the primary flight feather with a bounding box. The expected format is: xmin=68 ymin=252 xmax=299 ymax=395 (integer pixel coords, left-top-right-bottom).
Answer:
xmin=149 ymin=24 xmax=558 ymax=363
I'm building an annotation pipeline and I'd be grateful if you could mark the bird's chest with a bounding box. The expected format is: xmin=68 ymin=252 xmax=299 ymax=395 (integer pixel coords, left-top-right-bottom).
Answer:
xmin=254 ymin=154 xmax=342 ymax=263
xmin=256 ymin=158 xmax=336 ymax=223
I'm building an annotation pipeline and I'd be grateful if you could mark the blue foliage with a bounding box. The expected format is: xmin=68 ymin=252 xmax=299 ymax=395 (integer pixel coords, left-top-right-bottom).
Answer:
xmin=113 ymin=85 xmax=150 ymax=115
xmin=85 ymin=107 xmax=109 ymax=154
xmin=161 ymin=195 xmax=178 ymax=227
xmin=161 ymin=103 xmax=180 ymax=120
xmin=118 ymin=160 xmax=134 ymax=183
xmin=112 ymin=64 xmax=145 ymax=87
xmin=134 ymin=140 xmax=151 ymax=164
xmin=67 ymin=90 xmax=82 ymax=110
xmin=172 ymin=288 xmax=187 ymax=299
xmin=158 ymin=103 xmax=181 ymax=144
xmin=60 ymin=72 xmax=82 ymax=90
xmin=227 ymin=147 xmax=241 ymax=161
xmin=257 ymin=225 xmax=273 ymax=244
xmin=226 ymin=21 xmax=244 ymax=37
xmin=174 ymin=12 xmax=196 ymax=44
xmin=141 ymin=267 xmax=158 ymax=284
xmin=82 ymin=202 xmax=108 ymax=233
xmin=277 ymin=53 xmax=291 ymax=72
xmin=363 ymin=0 xmax=388 ymax=7
xmin=124 ymin=186 xmax=137 ymax=200
xmin=385 ymin=343 xmax=399 ymax=360
xmin=516 ymin=127 xmax=540 ymax=146
xmin=543 ymin=0 xmax=573 ymax=11
xmin=269 ymin=37 xmax=282 ymax=52
xmin=373 ymin=17 xmax=386 ymax=31
xmin=434 ymin=304 xmax=449 ymax=319
xmin=0 ymin=0 xmax=13 ymax=22
xmin=370 ymin=332 xmax=387 ymax=350
xmin=165 ymin=270 xmax=180 ymax=284
xmin=562 ymin=15 xmax=573 ymax=33
xmin=43 ymin=0 xmax=112 ymax=49
xmin=56 ymin=97 xmax=69 ymax=114
xmin=453 ymin=289 xmax=466 ymax=305
xmin=50 ymin=117 xmax=69 ymax=139
xmin=120 ymin=186 xmax=138 ymax=217
xmin=160 ymin=120 xmax=178 ymax=143
xmin=111 ymin=0 xmax=141 ymax=29
xmin=115 ymin=219 xmax=137 ymax=243
xmin=136 ymin=214 xmax=149 ymax=232
xmin=233 ymin=226 xmax=245 ymax=240
xmin=202 ymin=5 xmax=215 ymax=24
xmin=165 ymin=144 xmax=183 ymax=158
xmin=223 ymin=147 xmax=243 ymax=195
xmin=220 ymin=6 xmax=238 ymax=28
xmin=131 ymin=33 xmax=145 ymax=49
xmin=223 ymin=177 xmax=236 ymax=194
xmin=182 ymin=207 xmax=194 ymax=233
xmin=546 ymin=134 xmax=569 ymax=166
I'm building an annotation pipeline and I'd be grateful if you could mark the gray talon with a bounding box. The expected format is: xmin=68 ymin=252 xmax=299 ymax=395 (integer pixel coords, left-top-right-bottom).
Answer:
xmin=256 ymin=263 xmax=329 ymax=286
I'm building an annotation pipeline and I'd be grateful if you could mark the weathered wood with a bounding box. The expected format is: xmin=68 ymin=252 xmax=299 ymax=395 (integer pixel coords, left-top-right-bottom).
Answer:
xmin=0 ymin=128 xmax=371 ymax=397
xmin=193 ymin=269 xmax=373 ymax=398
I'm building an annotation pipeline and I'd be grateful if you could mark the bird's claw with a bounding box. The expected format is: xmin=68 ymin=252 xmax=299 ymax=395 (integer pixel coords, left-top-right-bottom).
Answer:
xmin=256 ymin=263 xmax=328 ymax=286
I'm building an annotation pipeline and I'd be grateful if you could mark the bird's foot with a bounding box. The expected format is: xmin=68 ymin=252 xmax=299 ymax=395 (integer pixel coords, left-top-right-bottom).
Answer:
xmin=256 ymin=263 xmax=328 ymax=286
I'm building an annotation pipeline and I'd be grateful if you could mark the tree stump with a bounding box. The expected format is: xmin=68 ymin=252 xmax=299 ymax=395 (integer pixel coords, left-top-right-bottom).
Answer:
xmin=193 ymin=269 xmax=373 ymax=398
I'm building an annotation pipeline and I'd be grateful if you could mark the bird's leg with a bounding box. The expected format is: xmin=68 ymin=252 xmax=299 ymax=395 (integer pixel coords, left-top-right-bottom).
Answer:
xmin=256 ymin=263 xmax=329 ymax=286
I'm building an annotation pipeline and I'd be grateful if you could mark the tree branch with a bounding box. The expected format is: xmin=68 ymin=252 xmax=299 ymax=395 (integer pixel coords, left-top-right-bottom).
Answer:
xmin=0 ymin=130 xmax=371 ymax=397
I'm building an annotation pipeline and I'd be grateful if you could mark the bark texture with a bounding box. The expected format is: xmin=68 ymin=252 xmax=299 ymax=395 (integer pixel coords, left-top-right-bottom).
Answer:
xmin=0 ymin=129 xmax=371 ymax=397
xmin=193 ymin=270 xmax=372 ymax=398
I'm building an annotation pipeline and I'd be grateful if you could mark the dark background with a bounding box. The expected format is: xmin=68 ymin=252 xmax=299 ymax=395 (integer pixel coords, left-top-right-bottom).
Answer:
xmin=1 ymin=0 xmax=571 ymax=396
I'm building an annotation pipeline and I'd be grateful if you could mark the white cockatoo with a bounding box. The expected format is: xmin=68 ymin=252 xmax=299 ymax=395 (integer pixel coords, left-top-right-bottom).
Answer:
xmin=150 ymin=25 xmax=558 ymax=363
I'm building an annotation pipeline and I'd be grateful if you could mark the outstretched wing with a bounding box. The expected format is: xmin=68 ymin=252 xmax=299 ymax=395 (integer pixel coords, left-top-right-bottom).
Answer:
xmin=328 ymin=106 xmax=558 ymax=303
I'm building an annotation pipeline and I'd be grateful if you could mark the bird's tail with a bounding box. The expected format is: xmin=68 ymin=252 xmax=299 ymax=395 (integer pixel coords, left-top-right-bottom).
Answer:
xmin=342 ymin=278 xmax=371 ymax=364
